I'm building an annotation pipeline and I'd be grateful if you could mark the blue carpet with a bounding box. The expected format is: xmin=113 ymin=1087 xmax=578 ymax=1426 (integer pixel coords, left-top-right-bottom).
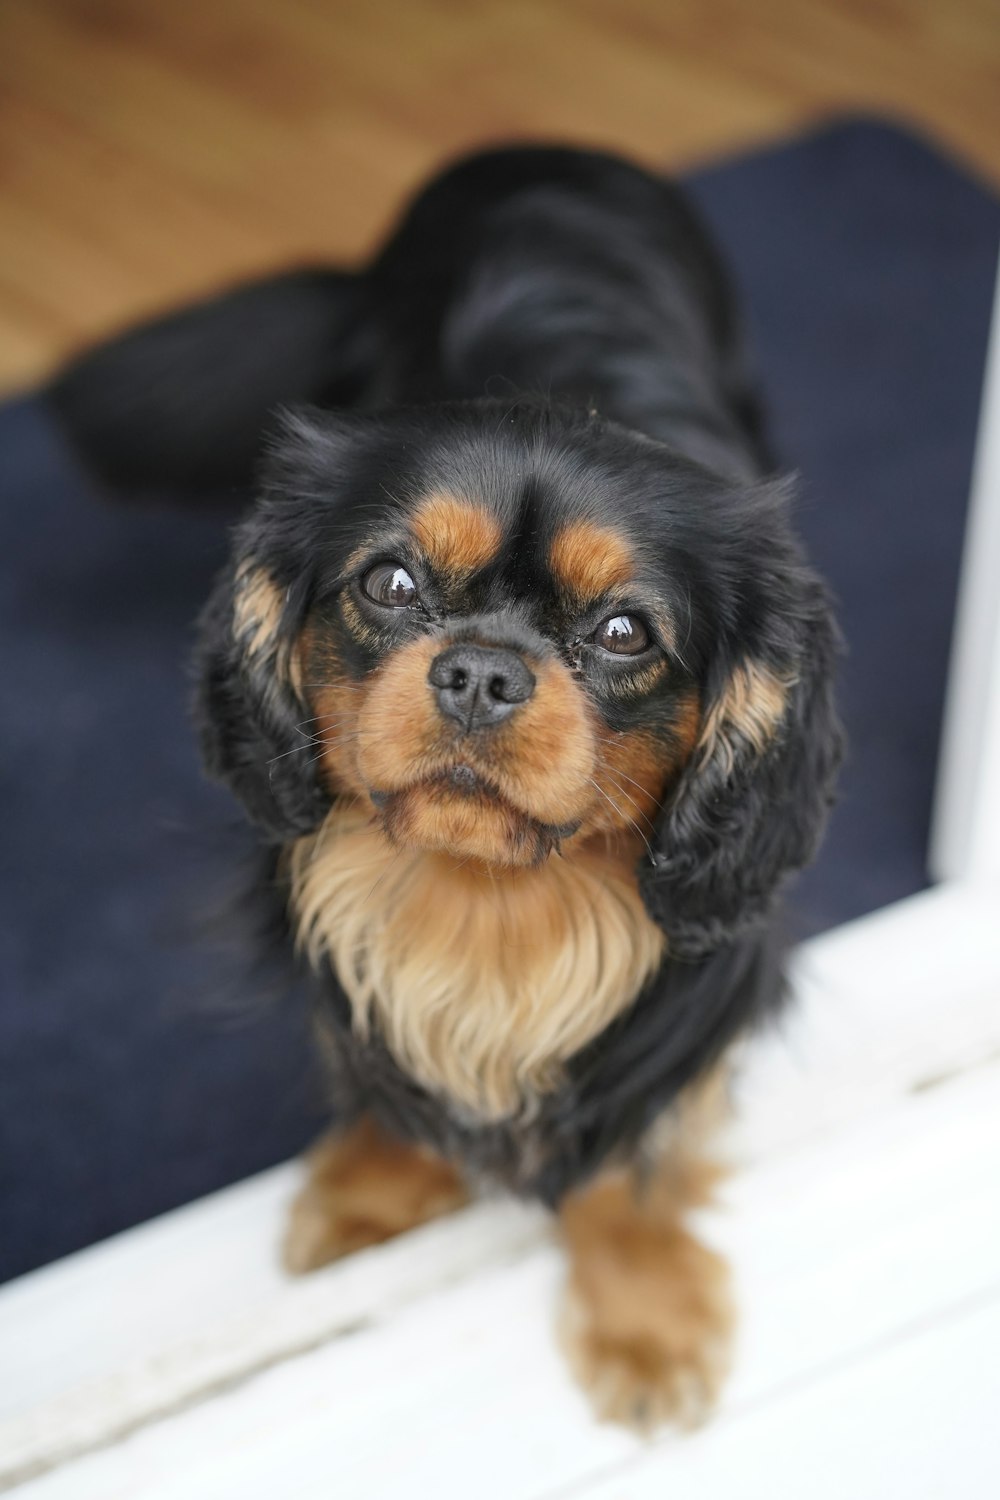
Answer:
xmin=2 ymin=118 xmax=998 ymax=1281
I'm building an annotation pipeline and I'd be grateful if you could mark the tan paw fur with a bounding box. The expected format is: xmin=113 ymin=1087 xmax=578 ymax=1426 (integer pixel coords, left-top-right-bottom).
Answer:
xmin=559 ymin=1177 xmax=735 ymax=1431
xmin=282 ymin=1117 xmax=469 ymax=1275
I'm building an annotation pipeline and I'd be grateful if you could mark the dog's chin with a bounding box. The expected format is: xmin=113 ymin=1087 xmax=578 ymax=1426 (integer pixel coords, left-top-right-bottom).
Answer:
xmin=370 ymin=766 xmax=581 ymax=869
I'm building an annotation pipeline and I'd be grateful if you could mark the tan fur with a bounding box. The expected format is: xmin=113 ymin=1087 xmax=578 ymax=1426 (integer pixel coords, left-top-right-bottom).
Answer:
xmin=283 ymin=1116 xmax=468 ymax=1273
xmin=411 ymin=492 xmax=503 ymax=575
xmin=559 ymin=1074 xmax=734 ymax=1430
xmin=698 ymin=659 xmax=792 ymax=775
xmin=587 ymin=711 xmax=697 ymax=841
xmin=381 ymin=781 xmax=560 ymax=867
xmin=308 ymin=643 xmax=694 ymax=856
xmin=288 ymin=802 xmax=666 ymax=1120
xmin=234 ymin=564 xmax=283 ymax=658
xmin=338 ymin=634 xmax=598 ymax=846
xmin=602 ymin=653 xmax=670 ymax=701
xmin=548 ymin=520 xmax=635 ymax=604
xmin=289 ymin=593 xmax=686 ymax=1119
xmin=233 ymin=563 xmax=303 ymax=695
xmin=306 ymin=676 xmax=370 ymax=799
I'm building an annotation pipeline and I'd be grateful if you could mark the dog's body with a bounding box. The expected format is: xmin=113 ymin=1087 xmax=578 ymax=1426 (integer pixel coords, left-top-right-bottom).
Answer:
xmin=51 ymin=146 xmax=842 ymax=1427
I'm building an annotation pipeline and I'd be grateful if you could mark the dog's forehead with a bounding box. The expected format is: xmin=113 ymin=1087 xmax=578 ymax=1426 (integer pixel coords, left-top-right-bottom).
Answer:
xmin=402 ymin=485 xmax=643 ymax=610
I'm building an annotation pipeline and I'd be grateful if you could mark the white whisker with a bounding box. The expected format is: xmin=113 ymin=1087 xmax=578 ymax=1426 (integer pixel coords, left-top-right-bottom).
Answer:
xmin=588 ymin=777 xmax=656 ymax=862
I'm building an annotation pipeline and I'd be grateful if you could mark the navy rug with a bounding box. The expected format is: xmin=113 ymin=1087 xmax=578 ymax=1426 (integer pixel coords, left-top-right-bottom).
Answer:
xmin=2 ymin=119 xmax=998 ymax=1282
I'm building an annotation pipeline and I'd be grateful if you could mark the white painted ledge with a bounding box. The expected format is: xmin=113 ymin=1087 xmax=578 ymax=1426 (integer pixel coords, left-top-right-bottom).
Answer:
xmin=932 ymin=251 xmax=1000 ymax=882
xmin=1 ymin=880 xmax=999 ymax=1496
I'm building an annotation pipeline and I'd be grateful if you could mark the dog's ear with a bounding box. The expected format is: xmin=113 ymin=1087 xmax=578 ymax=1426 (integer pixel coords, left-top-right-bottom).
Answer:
xmin=195 ymin=552 xmax=332 ymax=841
xmin=193 ymin=409 xmax=374 ymax=840
xmin=640 ymin=547 xmax=843 ymax=961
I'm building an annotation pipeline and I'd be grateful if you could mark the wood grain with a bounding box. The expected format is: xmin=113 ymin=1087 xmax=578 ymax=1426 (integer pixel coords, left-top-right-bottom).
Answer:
xmin=1 ymin=0 xmax=998 ymax=393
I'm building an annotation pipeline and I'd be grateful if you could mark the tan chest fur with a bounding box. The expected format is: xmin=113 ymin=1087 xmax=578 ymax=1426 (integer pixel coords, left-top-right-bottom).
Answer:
xmin=288 ymin=802 xmax=666 ymax=1121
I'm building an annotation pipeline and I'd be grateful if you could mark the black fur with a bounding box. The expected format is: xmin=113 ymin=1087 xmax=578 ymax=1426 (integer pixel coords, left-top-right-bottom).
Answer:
xmin=50 ymin=269 xmax=375 ymax=500
xmin=49 ymin=145 xmax=843 ymax=1201
xmin=315 ymin=922 xmax=786 ymax=1204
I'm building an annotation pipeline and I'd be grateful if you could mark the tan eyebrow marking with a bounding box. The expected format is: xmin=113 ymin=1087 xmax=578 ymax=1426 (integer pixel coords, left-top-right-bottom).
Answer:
xmin=411 ymin=493 xmax=503 ymax=576
xmin=548 ymin=521 xmax=635 ymax=603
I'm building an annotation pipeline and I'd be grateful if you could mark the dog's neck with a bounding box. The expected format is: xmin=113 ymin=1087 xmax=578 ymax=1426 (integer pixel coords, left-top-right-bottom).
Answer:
xmin=287 ymin=801 xmax=666 ymax=1122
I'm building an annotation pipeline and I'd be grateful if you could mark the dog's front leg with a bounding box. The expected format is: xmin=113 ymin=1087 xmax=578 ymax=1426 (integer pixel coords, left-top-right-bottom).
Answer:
xmin=557 ymin=1128 xmax=734 ymax=1431
xmin=282 ymin=1116 xmax=469 ymax=1273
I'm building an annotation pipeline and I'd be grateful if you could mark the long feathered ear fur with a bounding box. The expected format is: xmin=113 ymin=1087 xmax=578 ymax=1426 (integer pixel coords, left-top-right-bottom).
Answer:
xmin=193 ymin=408 xmax=379 ymax=841
xmin=195 ymin=550 xmax=333 ymax=842
xmin=640 ymin=523 xmax=844 ymax=961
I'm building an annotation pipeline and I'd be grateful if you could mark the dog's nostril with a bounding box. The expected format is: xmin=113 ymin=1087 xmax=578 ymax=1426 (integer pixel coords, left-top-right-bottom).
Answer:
xmin=451 ymin=668 xmax=468 ymax=691
xmin=489 ymin=664 xmax=534 ymax=705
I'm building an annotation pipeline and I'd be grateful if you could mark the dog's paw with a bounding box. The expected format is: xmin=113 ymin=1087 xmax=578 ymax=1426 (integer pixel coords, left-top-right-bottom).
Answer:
xmin=559 ymin=1229 xmax=734 ymax=1432
xmin=281 ymin=1119 xmax=468 ymax=1275
xmin=281 ymin=1179 xmax=383 ymax=1274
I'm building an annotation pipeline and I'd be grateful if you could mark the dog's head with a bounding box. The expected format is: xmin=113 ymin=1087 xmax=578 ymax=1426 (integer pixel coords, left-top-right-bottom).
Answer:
xmin=197 ymin=401 xmax=841 ymax=958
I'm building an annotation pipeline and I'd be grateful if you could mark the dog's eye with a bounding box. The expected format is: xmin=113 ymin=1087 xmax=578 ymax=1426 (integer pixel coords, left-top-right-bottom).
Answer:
xmin=594 ymin=614 xmax=650 ymax=655
xmin=362 ymin=562 xmax=419 ymax=608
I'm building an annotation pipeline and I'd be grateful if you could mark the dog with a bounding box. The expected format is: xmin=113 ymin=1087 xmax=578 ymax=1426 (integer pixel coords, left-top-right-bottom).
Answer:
xmin=49 ymin=145 xmax=843 ymax=1429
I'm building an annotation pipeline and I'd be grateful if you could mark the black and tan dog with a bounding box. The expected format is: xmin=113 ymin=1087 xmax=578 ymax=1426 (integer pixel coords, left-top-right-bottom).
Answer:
xmin=51 ymin=146 xmax=842 ymax=1428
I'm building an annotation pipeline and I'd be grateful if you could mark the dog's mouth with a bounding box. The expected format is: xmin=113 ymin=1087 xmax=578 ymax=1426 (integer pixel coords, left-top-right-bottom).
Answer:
xmin=368 ymin=764 xmax=582 ymax=867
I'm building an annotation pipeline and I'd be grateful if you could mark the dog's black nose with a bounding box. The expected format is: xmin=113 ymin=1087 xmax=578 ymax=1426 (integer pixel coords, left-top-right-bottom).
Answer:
xmin=428 ymin=644 xmax=535 ymax=731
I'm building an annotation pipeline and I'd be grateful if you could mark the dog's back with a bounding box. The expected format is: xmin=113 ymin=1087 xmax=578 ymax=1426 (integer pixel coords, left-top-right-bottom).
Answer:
xmin=48 ymin=146 xmax=770 ymax=501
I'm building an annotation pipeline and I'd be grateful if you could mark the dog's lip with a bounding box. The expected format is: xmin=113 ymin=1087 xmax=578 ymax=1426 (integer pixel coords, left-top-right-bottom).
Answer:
xmin=440 ymin=762 xmax=495 ymax=796
xmin=368 ymin=771 xmax=581 ymax=841
xmin=367 ymin=763 xmax=490 ymax=805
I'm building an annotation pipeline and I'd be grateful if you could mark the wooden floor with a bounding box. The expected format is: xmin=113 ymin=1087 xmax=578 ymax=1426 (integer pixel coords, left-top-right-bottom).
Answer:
xmin=1 ymin=0 xmax=999 ymax=394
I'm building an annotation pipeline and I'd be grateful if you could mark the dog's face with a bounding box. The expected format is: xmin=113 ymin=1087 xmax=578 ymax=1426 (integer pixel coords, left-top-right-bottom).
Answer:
xmin=294 ymin=450 xmax=708 ymax=871
xmin=199 ymin=401 xmax=841 ymax=955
